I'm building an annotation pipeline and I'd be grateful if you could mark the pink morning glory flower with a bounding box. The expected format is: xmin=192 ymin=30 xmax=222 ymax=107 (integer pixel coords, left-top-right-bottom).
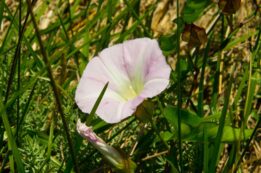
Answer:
xmin=75 ymin=38 xmax=171 ymax=123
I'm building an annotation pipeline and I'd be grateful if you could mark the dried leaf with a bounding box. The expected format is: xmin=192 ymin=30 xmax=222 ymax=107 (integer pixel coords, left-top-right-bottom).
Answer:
xmin=218 ymin=0 xmax=241 ymax=15
xmin=182 ymin=23 xmax=207 ymax=48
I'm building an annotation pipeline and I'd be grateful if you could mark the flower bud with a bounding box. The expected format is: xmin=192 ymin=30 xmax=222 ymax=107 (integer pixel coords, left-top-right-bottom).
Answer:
xmin=77 ymin=120 xmax=136 ymax=172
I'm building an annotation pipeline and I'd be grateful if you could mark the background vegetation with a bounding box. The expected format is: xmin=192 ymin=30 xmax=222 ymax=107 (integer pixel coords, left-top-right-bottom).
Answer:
xmin=0 ymin=0 xmax=260 ymax=172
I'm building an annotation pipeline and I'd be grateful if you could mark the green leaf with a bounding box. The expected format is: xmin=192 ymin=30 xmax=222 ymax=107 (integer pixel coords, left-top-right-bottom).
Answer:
xmin=160 ymin=131 xmax=174 ymax=142
xmin=159 ymin=34 xmax=177 ymax=54
xmin=182 ymin=0 xmax=212 ymax=23
xmin=164 ymin=106 xmax=202 ymax=129
xmin=207 ymin=126 xmax=253 ymax=142
xmin=182 ymin=124 xmax=253 ymax=143
xmin=163 ymin=106 xmax=253 ymax=143
xmin=202 ymin=112 xmax=231 ymax=125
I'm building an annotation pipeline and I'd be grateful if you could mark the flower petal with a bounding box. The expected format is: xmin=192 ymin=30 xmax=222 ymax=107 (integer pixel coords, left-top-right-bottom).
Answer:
xmin=122 ymin=38 xmax=171 ymax=90
xmin=95 ymin=97 xmax=144 ymax=123
xmin=140 ymin=79 xmax=169 ymax=98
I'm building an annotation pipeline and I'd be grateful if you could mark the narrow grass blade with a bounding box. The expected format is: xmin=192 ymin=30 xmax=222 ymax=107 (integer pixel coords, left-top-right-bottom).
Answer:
xmin=0 ymin=4 xmax=17 ymax=52
xmin=234 ymin=36 xmax=260 ymax=171
xmin=123 ymin=0 xmax=151 ymax=37
xmin=198 ymin=33 xmax=213 ymax=117
xmin=223 ymin=31 xmax=258 ymax=51
xmin=210 ymin=55 xmax=220 ymax=111
xmin=8 ymin=141 xmax=14 ymax=172
xmin=16 ymin=80 xmax=37 ymax=137
xmin=16 ymin=0 xmax=22 ymax=139
xmin=0 ymin=0 xmax=4 ymax=29
xmin=235 ymin=118 xmax=261 ymax=171
xmin=209 ymin=68 xmax=234 ymax=172
xmin=176 ymin=0 xmax=183 ymax=172
xmin=96 ymin=0 xmax=114 ymax=52
xmin=0 ymin=101 xmax=25 ymax=173
xmin=86 ymin=82 xmax=109 ymax=125
xmin=203 ymin=127 xmax=209 ymax=173
xmin=233 ymin=66 xmax=249 ymax=107
xmin=243 ymin=57 xmax=259 ymax=123
xmin=2 ymin=1 xmax=51 ymax=66
xmin=222 ymin=143 xmax=236 ymax=173
xmin=39 ymin=112 xmax=54 ymax=172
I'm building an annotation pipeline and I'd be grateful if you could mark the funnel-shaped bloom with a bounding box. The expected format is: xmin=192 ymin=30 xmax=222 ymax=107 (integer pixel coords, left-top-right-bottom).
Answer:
xmin=75 ymin=38 xmax=171 ymax=123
